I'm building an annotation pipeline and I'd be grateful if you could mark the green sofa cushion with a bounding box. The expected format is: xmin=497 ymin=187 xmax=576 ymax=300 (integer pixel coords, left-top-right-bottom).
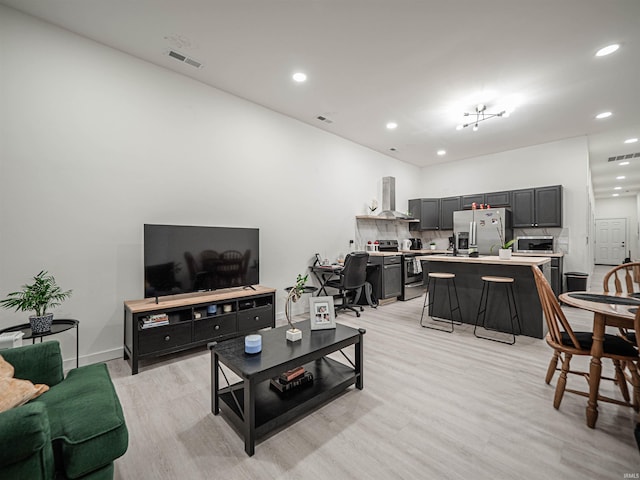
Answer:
xmin=35 ymin=363 xmax=128 ymax=479
xmin=1 ymin=341 xmax=64 ymax=387
xmin=0 ymin=402 xmax=55 ymax=479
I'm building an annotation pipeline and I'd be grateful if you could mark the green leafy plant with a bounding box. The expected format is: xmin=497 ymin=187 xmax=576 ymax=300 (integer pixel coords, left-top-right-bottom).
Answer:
xmin=0 ymin=271 xmax=72 ymax=317
xmin=285 ymin=274 xmax=308 ymax=330
xmin=490 ymin=212 xmax=515 ymax=253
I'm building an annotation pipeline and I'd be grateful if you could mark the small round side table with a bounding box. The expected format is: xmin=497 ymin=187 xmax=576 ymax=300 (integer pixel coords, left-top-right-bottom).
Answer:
xmin=0 ymin=319 xmax=79 ymax=368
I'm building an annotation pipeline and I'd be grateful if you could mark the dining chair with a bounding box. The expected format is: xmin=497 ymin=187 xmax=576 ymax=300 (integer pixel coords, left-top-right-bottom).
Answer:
xmin=603 ymin=261 xmax=640 ymax=346
xmin=531 ymin=265 xmax=640 ymax=411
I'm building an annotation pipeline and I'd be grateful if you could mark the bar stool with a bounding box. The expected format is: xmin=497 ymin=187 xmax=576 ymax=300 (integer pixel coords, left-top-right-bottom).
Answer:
xmin=474 ymin=275 xmax=522 ymax=344
xmin=420 ymin=272 xmax=462 ymax=333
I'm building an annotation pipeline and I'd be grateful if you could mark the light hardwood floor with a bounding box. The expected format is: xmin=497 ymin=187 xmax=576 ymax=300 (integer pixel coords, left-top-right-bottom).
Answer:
xmin=107 ymin=266 xmax=639 ymax=479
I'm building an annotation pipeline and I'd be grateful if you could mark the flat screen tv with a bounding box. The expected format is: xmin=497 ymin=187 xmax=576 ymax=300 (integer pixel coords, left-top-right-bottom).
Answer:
xmin=143 ymin=224 xmax=259 ymax=298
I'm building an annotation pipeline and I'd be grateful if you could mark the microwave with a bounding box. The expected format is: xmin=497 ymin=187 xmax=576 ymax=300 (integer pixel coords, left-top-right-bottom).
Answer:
xmin=515 ymin=236 xmax=554 ymax=253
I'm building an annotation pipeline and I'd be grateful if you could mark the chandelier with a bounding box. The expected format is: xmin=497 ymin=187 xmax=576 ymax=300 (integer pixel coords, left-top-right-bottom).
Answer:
xmin=458 ymin=104 xmax=506 ymax=131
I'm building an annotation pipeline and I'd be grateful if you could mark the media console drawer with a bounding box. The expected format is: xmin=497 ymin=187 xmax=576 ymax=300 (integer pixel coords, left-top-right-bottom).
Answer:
xmin=138 ymin=322 xmax=192 ymax=355
xmin=238 ymin=305 xmax=273 ymax=332
xmin=193 ymin=314 xmax=236 ymax=342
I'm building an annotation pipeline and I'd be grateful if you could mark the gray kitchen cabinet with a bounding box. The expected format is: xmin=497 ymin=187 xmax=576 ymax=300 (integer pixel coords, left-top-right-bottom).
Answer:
xmin=550 ymin=256 xmax=563 ymax=296
xmin=409 ymin=198 xmax=440 ymax=230
xmin=512 ymin=185 xmax=562 ymax=228
xmin=485 ymin=190 xmax=511 ymax=207
xmin=439 ymin=196 xmax=461 ymax=230
xmin=462 ymin=194 xmax=485 ymax=209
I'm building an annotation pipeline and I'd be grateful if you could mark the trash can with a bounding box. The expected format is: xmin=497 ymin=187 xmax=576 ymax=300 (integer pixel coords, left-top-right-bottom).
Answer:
xmin=564 ymin=272 xmax=588 ymax=292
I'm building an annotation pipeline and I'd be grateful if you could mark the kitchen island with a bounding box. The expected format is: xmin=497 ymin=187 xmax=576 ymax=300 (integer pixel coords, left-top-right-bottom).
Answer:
xmin=418 ymin=255 xmax=551 ymax=339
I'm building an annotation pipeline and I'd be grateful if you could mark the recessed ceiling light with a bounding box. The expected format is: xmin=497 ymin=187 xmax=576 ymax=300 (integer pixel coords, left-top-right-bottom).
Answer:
xmin=616 ymin=175 xmax=626 ymax=180
xmin=292 ymin=72 xmax=307 ymax=82
xmin=613 ymin=193 xmax=620 ymax=197
xmin=624 ymin=138 xmax=638 ymax=144
xmin=595 ymin=44 xmax=620 ymax=57
xmin=386 ymin=122 xmax=398 ymax=130
xmin=595 ymin=111 xmax=612 ymax=119
xmin=620 ymin=161 xmax=630 ymax=166
xmin=614 ymin=186 xmax=622 ymax=190
xmin=437 ymin=150 xmax=446 ymax=156
xmin=455 ymin=125 xmax=464 ymax=131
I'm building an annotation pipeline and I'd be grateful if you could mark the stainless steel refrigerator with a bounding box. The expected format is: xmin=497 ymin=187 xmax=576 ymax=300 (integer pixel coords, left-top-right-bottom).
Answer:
xmin=453 ymin=208 xmax=513 ymax=255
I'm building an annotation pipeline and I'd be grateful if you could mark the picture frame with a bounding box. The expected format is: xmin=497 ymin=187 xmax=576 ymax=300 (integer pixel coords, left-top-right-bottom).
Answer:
xmin=309 ymin=296 xmax=336 ymax=330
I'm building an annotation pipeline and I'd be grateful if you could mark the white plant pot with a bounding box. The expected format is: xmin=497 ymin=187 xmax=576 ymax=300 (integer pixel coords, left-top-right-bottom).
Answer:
xmin=286 ymin=328 xmax=302 ymax=342
xmin=430 ymin=244 xmax=436 ymax=250
xmin=498 ymin=248 xmax=512 ymax=260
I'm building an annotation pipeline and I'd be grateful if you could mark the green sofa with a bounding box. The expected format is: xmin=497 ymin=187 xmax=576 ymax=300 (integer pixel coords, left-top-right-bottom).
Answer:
xmin=0 ymin=341 xmax=128 ymax=479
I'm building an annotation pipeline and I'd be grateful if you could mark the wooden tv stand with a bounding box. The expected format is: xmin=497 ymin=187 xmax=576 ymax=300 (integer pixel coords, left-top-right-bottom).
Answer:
xmin=123 ymin=285 xmax=276 ymax=375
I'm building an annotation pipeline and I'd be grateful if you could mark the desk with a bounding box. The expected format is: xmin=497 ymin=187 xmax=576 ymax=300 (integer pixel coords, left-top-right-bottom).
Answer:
xmin=0 ymin=319 xmax=79 ymax=368
xmin=558 ymin=292 xmax=639 ymax=435
xmin=308 ymin=265 xmax=378 ymax=307
xmin=309 ymin=264 xmax=343 ymax=296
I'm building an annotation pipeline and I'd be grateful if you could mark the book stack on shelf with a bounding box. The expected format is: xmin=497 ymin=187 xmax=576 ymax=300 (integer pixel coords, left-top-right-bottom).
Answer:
xmin=270 ymin=366 xmax=313 ymax=394
xmin=141 ymin=313 xmax=169 ymax=329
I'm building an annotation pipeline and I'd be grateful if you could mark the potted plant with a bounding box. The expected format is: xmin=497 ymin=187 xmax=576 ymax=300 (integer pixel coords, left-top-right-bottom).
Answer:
xmin=490 ymin=212 xmax=514 ymax=259
xmin=429 ymin=241 xmax=437 ymax=251
xmin=285 ymin=274 xmax=309 ymax=341
xmin=0 ymin=271 xmax=72 ymax=333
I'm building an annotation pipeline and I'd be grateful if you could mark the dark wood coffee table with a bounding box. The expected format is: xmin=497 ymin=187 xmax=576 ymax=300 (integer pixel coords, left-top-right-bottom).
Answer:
xmin=208 ymin=322 xmax=365 ymax=456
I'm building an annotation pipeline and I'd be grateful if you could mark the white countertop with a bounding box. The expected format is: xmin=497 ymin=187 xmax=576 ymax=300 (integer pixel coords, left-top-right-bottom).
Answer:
xmin=417 ymin=254 xmax=551 ymax=266
xmin=512 ymin=252 xmax=564 ymax=258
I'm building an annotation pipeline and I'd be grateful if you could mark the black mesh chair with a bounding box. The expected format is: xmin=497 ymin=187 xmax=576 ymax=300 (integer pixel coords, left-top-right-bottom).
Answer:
xmin=325 ymin=252 xmax=369 ymax=317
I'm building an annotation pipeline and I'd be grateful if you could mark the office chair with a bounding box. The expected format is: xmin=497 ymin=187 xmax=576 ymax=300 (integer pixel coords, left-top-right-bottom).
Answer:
xmin=325 ymin=252 xmax=369 ymax=317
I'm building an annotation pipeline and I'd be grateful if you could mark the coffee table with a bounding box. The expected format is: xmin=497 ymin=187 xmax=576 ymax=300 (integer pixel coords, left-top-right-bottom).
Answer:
xmin=208 ymin=322 xmax=365 ymax=456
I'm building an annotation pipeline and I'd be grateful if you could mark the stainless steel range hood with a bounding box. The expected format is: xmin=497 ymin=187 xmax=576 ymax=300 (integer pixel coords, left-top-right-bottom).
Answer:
xmin=378 ymin=176 xmax=411 ymax=219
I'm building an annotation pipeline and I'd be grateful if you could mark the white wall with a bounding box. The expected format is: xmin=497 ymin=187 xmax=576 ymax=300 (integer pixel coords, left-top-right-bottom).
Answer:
xmin=0 ymin=7 xmax=421 ymax=365
xmin=418 ymin=137 xmax=591 ymax=274
xmin=595 ymin=196 xmax=639 ymax=259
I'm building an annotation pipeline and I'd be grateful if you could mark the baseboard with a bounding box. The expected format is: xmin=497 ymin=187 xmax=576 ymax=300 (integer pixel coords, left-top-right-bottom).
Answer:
xmin=63 ymin=346 xmax=123 ymax=370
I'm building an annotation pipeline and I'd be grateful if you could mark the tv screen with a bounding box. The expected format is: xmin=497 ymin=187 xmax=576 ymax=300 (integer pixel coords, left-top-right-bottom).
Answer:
xmin=143 ymin=224 xmax=259 ymax=298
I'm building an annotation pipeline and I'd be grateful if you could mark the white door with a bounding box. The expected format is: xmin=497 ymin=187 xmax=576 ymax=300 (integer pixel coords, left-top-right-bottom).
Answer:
xmin=595 ymin=218 xmax=627 ymax=265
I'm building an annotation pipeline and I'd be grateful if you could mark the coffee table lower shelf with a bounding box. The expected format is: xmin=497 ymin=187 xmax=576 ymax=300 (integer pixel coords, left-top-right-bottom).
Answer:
xmin=218 ymin=357 xmax=356 ymax=441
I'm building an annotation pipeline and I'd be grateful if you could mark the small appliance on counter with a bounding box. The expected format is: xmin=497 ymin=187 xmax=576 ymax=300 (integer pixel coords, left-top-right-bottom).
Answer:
xmin=401 ymin=239 xmax=412 ymax=251
xmin=409 ymin=238 xmax=423 ymax=250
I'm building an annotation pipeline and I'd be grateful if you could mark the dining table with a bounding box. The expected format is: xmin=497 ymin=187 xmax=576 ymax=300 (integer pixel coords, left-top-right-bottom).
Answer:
xmin=559 ymin=291 xmax=640 ymax=446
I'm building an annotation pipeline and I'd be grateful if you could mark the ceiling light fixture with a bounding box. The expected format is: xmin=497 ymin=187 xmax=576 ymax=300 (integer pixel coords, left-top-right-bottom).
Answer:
xmin=613 ymin=193 xmax=620 ymax=197
xmin=595 ymin=111 xmax=612 ymax=119
xmin=595 ymin=44 xmax=620 ymax=57
xmin=616 ymin=175 xmax=626 ymax=180
xmin=624 ymin=138 xmax=638 ymax=144
xmin=614 ymin=186 xmax=622 ymax=190
xmin=437 ymin=150 xmax=446 ymax=156
xmin=386 ymin=122 xmax=398 ymax=130
xmin=620 ymin=161 xmax=630 ymax=166
xmin=459 ymin=104 xmax=506 ymax=131
xmin=292 ymin=72 xmax=307 ymax=82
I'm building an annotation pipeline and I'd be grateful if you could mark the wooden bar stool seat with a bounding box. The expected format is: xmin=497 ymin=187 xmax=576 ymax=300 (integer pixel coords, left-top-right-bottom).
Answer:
xmin=420 ymin=272 xmax=462 ymax=333
xmin=474 ymin=275 xmax=522 ymax=344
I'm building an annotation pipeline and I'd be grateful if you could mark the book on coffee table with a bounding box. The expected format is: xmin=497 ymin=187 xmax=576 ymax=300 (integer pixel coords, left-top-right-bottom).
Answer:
xmin=270 ymin=371 xmax=313 ymax=394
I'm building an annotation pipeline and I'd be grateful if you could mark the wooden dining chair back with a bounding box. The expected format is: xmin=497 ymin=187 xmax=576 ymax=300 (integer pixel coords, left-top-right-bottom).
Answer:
xmin=603 ymin=262 xmax=640 ymax=294
xmin=531 ymin=265 xmax=639 ymax=411
xmin=603 ymin=262 xmax=640 ymax=345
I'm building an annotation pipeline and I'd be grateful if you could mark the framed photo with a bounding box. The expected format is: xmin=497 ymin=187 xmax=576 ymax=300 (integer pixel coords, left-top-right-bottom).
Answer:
xmin=309 ymin=296 xmax=336 ymax=330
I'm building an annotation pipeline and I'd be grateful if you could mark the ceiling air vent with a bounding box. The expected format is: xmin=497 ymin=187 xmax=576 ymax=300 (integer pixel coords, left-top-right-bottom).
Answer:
xmin=167 ymin=50 xmax=203 ymax=69
xmin=316 ymin=115 xmax=334 ymax=124
xmin=608 ymin=152 xmax=640 ymax=162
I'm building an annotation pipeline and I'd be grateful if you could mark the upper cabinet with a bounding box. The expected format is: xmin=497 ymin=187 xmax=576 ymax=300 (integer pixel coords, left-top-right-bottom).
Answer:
xmin=409 ymin=198 xmax=440 ymax=230
xmin=439 ymin=196 xmax=461 ymax=230
xmin=485 ymin=191 xmax=511 ymax=207
xmin=512 ymin=185 xmax=562 ymax=228
xmin=461 ymin=194 xmax=485 ymax=209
